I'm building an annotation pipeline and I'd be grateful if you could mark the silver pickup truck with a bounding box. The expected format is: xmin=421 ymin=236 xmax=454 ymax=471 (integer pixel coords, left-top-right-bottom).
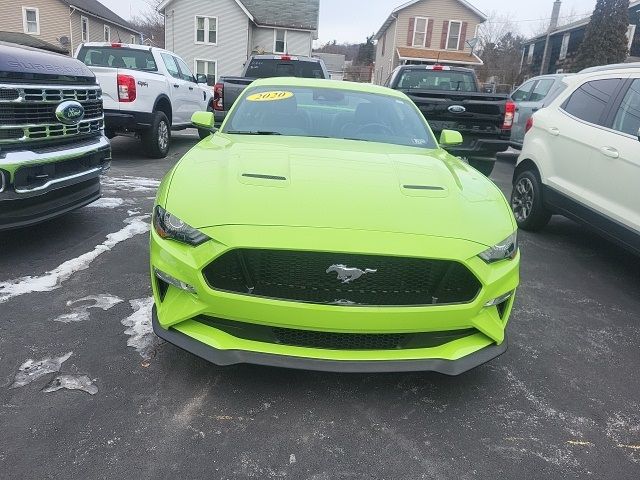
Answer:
xmin=212 ymin=54 xmax=329 ymax=126
xmin=0 ymin=42 xmax=111 ymax=231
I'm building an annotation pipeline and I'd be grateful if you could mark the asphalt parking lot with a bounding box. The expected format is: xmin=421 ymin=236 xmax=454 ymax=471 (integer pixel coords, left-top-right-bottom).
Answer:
xmin=1 ymin=133 xmax=639 ymax=480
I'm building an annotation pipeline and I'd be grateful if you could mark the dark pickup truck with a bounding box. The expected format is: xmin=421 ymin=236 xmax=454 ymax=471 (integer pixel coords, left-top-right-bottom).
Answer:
xmin=0 ymin=42 xmax=111 ymax=231
xmin=386 ymin=65 xmax=514 ymax=176
xmin=213 ymin=54 xmax=329 ymax=125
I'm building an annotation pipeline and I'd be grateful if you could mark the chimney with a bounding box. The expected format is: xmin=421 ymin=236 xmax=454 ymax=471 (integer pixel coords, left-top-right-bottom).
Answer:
xmin=549 ymin=0 xmax=562 ymax=31
xmin=540 ymin=1 xmax=562 ymax=75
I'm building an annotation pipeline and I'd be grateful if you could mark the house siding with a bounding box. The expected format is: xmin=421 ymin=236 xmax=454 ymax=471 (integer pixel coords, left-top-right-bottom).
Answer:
xmin=164 ymin=0 xmax=250 ymax=79
xmin=0 ymin=0 xmax=69 ymax=50
xmin=374 ymin=19 xmax=397 ymax=85
xmin=251 ymin=27 xmax=312 ymax=56
xmin=395 ymin=0 xmax=482 ymax=53
xmin=69 ymin=11 xmax=139 ymax=54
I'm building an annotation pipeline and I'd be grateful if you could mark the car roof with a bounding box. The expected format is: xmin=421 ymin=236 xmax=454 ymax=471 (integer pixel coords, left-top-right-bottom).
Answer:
xmin=396 ymin=65 xmax=474 ymax=73
xmin=247 ymin=77 xmax=407 ymax=98
xmin=579 ymin=62 xmax=640 ymax=73
xmin=79 ymin=42 xmax=171 ymax=55
xmin=250 ymin=54 xmax=321 ymax=62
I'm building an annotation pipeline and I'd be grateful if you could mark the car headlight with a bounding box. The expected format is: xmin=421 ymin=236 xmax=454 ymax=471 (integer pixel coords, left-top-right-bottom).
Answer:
xmin=479 ymin=231 xmax=518 ymax=263
xmin=153 ymin=206 xmax=210 ymax=246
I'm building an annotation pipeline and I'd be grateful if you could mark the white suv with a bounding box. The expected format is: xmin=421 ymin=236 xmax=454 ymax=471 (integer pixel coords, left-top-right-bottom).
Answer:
xmin=76 ymin=43 xmax=213 ymax=158
xmin=512 ymin=64 xmax=640 ymax=254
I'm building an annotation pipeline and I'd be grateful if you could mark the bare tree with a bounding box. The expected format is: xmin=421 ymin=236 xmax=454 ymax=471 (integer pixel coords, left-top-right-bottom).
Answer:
xmin=131 ymin=0 xmax=165 ymax=47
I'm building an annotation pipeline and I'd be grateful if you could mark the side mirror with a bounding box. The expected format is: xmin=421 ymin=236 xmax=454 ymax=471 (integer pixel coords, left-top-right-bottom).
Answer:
xmin=196 ymin=74 xmax=208 ymax=84
xmin=191 ymin=111 xmax=216 ymax=132
xmin=439 ymin=129 xmax=463 ymax=147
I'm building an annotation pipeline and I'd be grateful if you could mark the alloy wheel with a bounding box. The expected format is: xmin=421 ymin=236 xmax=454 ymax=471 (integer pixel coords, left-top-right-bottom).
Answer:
xmin=158 ymin=121 xmax=169 ymax=152
xmin=512 ymin=177 xmax=534 ymax=222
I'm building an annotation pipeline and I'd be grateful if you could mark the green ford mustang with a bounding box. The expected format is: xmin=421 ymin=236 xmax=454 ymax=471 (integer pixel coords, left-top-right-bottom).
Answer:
xmin=150 ymin=78 xmax=519 ymax=374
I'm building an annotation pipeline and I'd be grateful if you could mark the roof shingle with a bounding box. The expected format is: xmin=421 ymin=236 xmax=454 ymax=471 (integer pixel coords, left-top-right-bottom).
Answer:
xmin=240 ymin=0 xmax=319 ymax=30
xmin=61 ymin=0 xmax=139 ymax=33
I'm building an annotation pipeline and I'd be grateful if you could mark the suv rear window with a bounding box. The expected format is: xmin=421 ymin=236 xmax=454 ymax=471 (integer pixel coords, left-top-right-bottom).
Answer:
xmin=246 ymin=59 xmax=325 ymax=79
xmin=77 ymin=47 xmax=157 ymax=72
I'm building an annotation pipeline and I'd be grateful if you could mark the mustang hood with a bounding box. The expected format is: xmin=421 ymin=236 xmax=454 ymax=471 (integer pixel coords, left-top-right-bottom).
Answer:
xmin=165 ymin=136 xmax=514 ymax=247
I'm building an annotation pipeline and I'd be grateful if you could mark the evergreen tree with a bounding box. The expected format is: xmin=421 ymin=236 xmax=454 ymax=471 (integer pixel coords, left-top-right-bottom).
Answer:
xmin=574 ymin=0 xmax=630 ymax=70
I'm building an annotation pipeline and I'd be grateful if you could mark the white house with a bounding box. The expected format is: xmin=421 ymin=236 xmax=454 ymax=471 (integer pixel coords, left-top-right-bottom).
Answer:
xmin=158 ymin=0 xmax=319 ymax=84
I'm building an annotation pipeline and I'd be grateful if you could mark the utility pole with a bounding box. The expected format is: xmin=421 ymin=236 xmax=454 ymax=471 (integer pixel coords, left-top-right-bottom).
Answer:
xmin=540 ymin=0 xmax=562 ymax=75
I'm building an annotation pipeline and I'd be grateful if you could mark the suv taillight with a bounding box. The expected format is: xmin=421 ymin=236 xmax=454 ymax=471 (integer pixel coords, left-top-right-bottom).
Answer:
xmin=117 ymin=74 xmax=136 ymax=102
xmin=502 ymin=100 xmax=516 ymax=130
xmin=525 ymin=116 xmax=534 ymax=134
xmin=213 ymin=82 xmax=224 ymax=111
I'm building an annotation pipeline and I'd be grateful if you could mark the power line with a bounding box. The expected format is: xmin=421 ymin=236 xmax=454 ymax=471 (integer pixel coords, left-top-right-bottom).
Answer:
xmin=484 ymin=12 xmax=591 ymax=25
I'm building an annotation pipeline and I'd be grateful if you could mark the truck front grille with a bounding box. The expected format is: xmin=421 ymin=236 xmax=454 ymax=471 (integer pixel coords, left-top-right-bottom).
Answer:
xmin=0 ymin=84 xmax=103 ymax=145
xmin=203 ymin=249 xmax=482 ymax=306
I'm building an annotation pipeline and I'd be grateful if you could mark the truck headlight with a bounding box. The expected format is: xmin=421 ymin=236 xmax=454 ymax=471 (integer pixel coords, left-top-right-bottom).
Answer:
xmin=153 ymin=206 xmax=210 ymax=246
xmin=479 ymin=231 xmax=518 ymax=263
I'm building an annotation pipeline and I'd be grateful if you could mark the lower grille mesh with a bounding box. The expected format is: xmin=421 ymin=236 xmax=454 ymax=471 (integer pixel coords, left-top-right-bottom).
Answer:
xmin=203 ymin=249 xmax=481 ymax=306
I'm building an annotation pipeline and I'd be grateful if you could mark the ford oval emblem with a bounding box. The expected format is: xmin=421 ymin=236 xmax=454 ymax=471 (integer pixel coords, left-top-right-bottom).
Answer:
xmin=55 ymin=100 xmax=85 ymax=125
xmin=448 ymin=105 xmax=466 ymax=114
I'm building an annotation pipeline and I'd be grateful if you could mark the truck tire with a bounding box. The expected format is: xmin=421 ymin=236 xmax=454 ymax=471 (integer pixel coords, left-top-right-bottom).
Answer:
xmin=142 ymin=111 xmax=170 ymax=159
xmin=467 ymin=158 xmax=495 ymax=176
xmin=511 ymin=170 xmax=551 ymax=231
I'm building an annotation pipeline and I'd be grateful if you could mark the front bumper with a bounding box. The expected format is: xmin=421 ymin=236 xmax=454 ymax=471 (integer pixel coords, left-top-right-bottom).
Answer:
xmin=150 ymin=225 xmax=519 ymax=374
xmin=0 ymin=135 xmax=111 ymax=231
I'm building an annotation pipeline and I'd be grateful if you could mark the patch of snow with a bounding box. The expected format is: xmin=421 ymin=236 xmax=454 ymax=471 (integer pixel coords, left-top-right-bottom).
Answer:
xmin=121 ymin=297 xmax=162 ymax=359
xmin=0 ymin=216 xmax=149 ymax=304
xmin=42 ymin=374 xmax=98 ymax=395
xmin=54 ymin=294 xmax=123 ymax=323
xmin=101 ymin=176 xmax=160 ymax=193
xmin=10 ymin=352 xmax=72 ymax=388
xmin=86 ymin=197 xmax=125 ymax=209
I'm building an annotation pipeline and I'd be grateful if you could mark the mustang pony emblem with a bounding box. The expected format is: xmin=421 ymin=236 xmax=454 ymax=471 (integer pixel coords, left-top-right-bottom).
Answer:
xmin=326 ymin=264 xmax=377 ymax=283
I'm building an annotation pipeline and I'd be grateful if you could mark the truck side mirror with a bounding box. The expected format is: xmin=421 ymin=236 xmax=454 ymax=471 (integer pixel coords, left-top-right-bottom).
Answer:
xmin=196 ymin=74 xmax=208 ymax=84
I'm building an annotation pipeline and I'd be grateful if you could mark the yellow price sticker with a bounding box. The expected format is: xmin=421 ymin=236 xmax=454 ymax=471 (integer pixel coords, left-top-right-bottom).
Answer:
xmin=247 ymin=91 xmax=294 ymax=102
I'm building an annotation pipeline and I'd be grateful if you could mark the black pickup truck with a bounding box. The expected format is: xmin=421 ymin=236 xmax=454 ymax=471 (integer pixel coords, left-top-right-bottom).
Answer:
xmin=0 ymin=42 xmax=111 ymax=230
xmin=386 ymin=65 xmax=514 ymax=176
xmin=212 ymin=54 xmax=330 ymax=126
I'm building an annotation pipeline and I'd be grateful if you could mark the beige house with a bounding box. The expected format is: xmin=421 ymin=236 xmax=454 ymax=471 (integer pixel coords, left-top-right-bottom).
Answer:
xmin=0 ymin=0 xmax=141 ymax=55
xmin=373 ymin=0 xmax=486 ymax=84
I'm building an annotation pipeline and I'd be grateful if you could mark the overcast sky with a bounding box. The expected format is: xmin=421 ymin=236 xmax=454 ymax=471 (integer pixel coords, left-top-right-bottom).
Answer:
xmin=109 ymin=0 xmax=599 ymax=43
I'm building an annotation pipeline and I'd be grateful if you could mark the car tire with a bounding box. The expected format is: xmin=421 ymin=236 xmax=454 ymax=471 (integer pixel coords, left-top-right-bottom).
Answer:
xmin=511 ymin=170 xmax=551 ymax=231
xmin=467 ymin=158 xmax=495 ymax=176
xmin=143 ymin=111 xmax=170 ymax=159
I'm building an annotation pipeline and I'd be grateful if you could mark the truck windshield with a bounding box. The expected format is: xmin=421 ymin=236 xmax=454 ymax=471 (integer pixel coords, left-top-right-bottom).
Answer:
xmin=396 ymin=70 xmax=477 ymax=92
xmin=223 ymin=86 xmax=437 ymax=149
xmin=77 ymin=47 xmax=157 ymax=72
xmin=246 ymin=59 xmax=325 ymax=79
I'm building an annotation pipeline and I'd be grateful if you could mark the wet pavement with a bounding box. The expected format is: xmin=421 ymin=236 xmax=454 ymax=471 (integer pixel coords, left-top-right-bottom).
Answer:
xmin=1 ymin=132 xmax=639 ymax=479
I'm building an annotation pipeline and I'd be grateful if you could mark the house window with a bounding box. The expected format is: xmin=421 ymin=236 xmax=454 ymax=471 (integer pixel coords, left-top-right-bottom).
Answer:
xmin=195 ymin=59 xmax=217 ymax=86
xmin=446 ymin=21 xmax=462 ymax=50
xmin=22 ymin=7 xmax=39 ymax=35
xmin=559 ymin=33 xmax=570 ymax=60
xmin=413 ymin=17 xmax=428 ymax=47
xmin=130 ymin=34 xmax=136 ymax=44
xmin=104 ymin=25 xmax=111 ymax=41
xmin=195 ymin=16 xmax=217 ymax=44
xmin=527 ymin=44 xmax=535 ymax=64
xmin=81 ymin=16 xmax=89 ymax=42
xmin=274 ymin=29 xmax=286 ymax=54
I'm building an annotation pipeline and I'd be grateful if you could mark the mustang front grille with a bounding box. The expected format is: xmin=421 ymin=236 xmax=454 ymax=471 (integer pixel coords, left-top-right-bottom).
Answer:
xmin=203 ymin=249 xmax=482 ymax=306
xmin=197 ymin=316 xmax=478 ymax=350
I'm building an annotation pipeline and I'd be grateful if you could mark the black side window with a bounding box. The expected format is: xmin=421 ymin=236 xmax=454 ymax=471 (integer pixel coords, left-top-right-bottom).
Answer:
xmin=561 ymin=78 xmax=622 ymax=125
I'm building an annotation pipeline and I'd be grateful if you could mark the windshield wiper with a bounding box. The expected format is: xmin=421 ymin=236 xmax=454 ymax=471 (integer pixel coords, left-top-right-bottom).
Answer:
xmin=225 ymin=130 xmax=282 ymax=135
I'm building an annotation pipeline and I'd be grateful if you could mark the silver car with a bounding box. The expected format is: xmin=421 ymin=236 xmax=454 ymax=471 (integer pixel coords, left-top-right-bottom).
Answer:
xmin=510 ymin=74 xmax=569 ymax=149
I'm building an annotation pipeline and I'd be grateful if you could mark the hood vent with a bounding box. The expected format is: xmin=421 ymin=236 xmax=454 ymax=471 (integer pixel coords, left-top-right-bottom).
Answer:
xmin=242 ymin=173 xmax=287 ymax=181
xmin=403 ymin=184 xmax=445 ymax=191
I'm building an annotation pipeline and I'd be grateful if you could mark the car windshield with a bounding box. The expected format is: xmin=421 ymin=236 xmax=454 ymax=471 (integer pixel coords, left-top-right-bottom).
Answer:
xmin=396 ymin=70 xmax=477 ymax=92
xmin=223 ymin=85 xmax=437 ymax=149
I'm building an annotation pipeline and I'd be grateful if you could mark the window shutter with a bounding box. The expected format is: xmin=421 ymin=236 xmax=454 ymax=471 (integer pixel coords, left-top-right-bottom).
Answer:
xmin=440 ymin=20 xmax=449 ymax=49
xmin=459 ymin=22 xmax=468 ymax=50
xmin=425 ymin=19 xmax=434 ymax=47
xmin=407 ymin=17 xmax=415 ymax=46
